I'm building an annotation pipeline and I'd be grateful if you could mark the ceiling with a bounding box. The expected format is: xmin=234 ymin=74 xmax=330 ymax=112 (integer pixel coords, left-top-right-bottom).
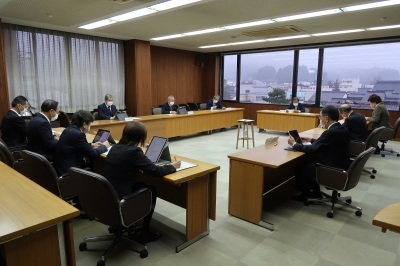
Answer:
xmin=1 ymin=0 xmax=400 ymax=53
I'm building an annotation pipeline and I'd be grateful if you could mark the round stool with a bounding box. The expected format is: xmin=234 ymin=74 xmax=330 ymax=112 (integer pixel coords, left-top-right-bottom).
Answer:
xmin=236 ymin=119 xmax=255 ymax=149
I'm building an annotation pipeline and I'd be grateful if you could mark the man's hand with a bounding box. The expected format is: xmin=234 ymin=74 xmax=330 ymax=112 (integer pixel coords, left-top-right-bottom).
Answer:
xmin=288 ymin=135 xmax=295 ymax=146
xmin=301 ymin=137 xmax=311 ymax=142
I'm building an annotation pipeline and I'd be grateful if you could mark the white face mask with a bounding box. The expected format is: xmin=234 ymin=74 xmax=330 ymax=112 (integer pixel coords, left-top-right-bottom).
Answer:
xmin=293 ymin=103 xmax=298 ymax=107
xmin=169 ymin=101 xmax=174 ymax=106
xmin=213 ymin=100 xmax=218 ymax=104
xmin=51 ymin=111 xmax=58 ymax=121
xmin=107 ymin=101 xmax=113 ymax=107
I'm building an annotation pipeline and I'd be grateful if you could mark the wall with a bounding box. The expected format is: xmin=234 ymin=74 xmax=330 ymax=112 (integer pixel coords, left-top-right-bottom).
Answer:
xmin=0 ymin=19 xmax=10 ymax=120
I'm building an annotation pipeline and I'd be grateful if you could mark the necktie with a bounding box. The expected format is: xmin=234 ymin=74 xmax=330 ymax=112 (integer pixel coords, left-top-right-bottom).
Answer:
xmin=109 ymin=106 xmax=112 ymax=114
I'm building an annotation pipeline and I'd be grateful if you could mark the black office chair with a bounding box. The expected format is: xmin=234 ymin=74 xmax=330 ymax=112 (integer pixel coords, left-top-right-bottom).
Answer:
xmin=308 ymin=147 xmax=375 ymax=218
xmin=93 ymin=112 xmax=99 ymax=120
xmin=56 ymin=111 xmax=71 ymax=128
xmin=348 ymin=126 xmax=385 ymax=179
xmin=187 ymin=103 xmax=199 ymax=111
xmin=151 ymin=107 xmax=162 ymax=115
xmin=379 ymin=117 xmax=400 ymax=157
xmin=0 ymin=139 xmax=28 ymax=176
xmin=68 ymin=167 xmax=151 ymax=266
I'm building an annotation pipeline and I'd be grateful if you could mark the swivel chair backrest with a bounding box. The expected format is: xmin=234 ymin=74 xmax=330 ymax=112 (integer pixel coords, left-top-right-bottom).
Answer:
xmin=0 ymin=139 xmax=15 ymax=167
xmin=365 ymin=126 xmax=386 ymax=150
xmin=345 ymin=147 xmax=375 ymax=190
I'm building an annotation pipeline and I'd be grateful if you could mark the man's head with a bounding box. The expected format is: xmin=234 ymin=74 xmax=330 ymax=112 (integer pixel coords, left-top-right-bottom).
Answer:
xmin=71 ymin=110 xmax=94 ymax=133
xmin=168 ymin=95 xmax=175 ymax=105
xmin=213 ymin=95 xmax=220 ymax=103
xmin=368 ymin=94 xmax=382 ymax=108
xmin=104 ymin=94 xmax=113 ymax=107
xmin=41 ymin=99 xmax=60 ymax=121
xmin=11 ymin=96 xmax=29 ymax=114
xmin=338 ymin=104 xmax=352 ymax=118
xmin=319 ymin=105 xmax=339 ymax=128
xmin=292 ymin=97 xmax=299 ymax=106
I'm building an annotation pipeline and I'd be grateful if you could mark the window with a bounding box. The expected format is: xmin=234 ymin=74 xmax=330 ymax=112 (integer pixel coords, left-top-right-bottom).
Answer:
xmin=321 ymin=43 xmax=400 ymax=111
xmin=239 ymin=51 xmax=294 ymax=104
xmin=222 ymin=55 xmax=237 ymax=101
xmin=3 ymin=24 xmax=125 ymax=113
xmin=297 ymin=49 xmax=319 ymax=106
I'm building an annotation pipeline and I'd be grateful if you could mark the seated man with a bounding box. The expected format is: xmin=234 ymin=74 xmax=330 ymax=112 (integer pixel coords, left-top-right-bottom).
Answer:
xmin=1 ymin=96 xmax=29 ymax=148
xmin=98 ymin=94 xmax=117 ymax=120
xmin=338 ymin=104 xmax=368 ymax=141
xmin=288 ymin=105 xmax=350 ymax=201
xmin=206 ymin=95 xmax=226 ymax=110
xmin=287 ymin=96 xmax=305 ymax=113
xmin=27 ymin=99 xmax=60 ymax=161
xmin=161 ymin=95 xmax=178 ymax=114
xmin=53 ymin=110 xmax=110 ymax=176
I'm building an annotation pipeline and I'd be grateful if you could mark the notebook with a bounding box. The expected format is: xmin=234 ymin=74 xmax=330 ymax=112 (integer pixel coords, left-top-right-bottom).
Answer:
xmin=145 ymin=136 xmax=170 ymax=165
xmin=116 ymin=112 xmax=128 ymax=121
xmin=177 ymin=106 xmax=188 ymax=114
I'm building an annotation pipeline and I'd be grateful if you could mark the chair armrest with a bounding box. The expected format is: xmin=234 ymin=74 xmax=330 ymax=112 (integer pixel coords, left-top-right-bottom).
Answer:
xmin=58 ymin=174 xmax=78 ymax=200
xmin=316 ymin=163 xmax=348 ymax=191
xmin=120 ymin=188 xmax=152 ymax=227
xmin=348 ymin=140 xmax=365 ymax=156
xmin=380 ymin=128 xmax=394 ymax=141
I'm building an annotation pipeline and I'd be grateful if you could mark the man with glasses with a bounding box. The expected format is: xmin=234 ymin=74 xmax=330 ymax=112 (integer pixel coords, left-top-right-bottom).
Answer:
xmin=288 ymin=105 xmax=350 ymax=202
xmin=1 ymin=96 xmax=30 ymax=147
xmin=338 ymin=104 xmax=368 ymax=141
xmin=27 ymin=99 xmax=60 ymax=161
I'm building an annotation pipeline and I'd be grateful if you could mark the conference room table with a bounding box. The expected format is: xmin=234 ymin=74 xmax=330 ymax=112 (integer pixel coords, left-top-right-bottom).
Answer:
xmin=0 ymin=162 xmax=80 ymax=266
xmin=90 ymin=108 xmax=244 ymax=141
xmin=372 ymin=202 xmax=400 ymax=234
xmin=227 ymin=127 xmax=324 ymax=230
xmin=257 ymin=110 xmax=320 ymax=132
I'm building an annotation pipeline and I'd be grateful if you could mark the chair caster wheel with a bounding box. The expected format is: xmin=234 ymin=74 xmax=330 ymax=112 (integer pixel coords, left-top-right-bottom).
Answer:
xmin=97 ymin=259 xmax=105 ymax=266
xmin=79 ymin=242 xmax=87 ymax=251
xmin=355 ymin=210 xmax=362 ymax=217
xmin=140 ymin=249 xmax=148 ymax=258
xmin=370 ymin=175 xmax=375 ymax=179
xmin=327 ymin=212 xmax=334 ymax=218
xmin=346 ymin=199 xmax=352 ymax=204
xmin=381 ymin=154 xmax=385 ymax=157
xmin=372 ymin=169 xmax=377 ymax=174
xmin=397 ymin=154 xmax=400 ymax=157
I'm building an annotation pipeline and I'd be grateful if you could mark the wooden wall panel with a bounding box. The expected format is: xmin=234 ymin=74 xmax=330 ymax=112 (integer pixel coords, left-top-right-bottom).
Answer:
xmin=0 ymin=20 xmax=10 ymax=121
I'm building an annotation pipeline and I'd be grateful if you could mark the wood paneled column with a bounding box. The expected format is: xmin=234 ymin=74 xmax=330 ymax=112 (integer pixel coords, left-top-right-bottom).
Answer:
xmin=0 ymin=19 xmax=10 ymax=120
xmin=124 ymin=40 xmax=152 ymax=116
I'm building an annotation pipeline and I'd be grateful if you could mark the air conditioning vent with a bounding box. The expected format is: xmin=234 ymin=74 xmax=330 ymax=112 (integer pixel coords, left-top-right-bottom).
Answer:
xmin=242 ymin=26 xmax=304 ymax=38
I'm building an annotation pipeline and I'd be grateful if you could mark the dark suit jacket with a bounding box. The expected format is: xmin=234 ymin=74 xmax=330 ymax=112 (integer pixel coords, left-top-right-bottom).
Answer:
xmin=1 ymin=110 xmax=28 ymax=147
xmin=105 ymin=144 xmax=176 ymax=199
xmin=98 ymin=103 xmax=117 ymax=120
xmin=53 ymin=125 xmax=108 ymax=175
xmin=161 ymin=102 xmax=178 ymax=114
xmin=369 ymin=103 xmax=391 ymax=129
xmin=27 ymin=113 xmax=58 ymax=161
xmin=342 ymin=111 xmax=368 ymax=141
xmin=287 ymin=102 xmax=305 ymax=112
xmin=293 ymin=122 xmax=350 ymax=169
xmin=206 ymin=99 xmax=223 ymax=109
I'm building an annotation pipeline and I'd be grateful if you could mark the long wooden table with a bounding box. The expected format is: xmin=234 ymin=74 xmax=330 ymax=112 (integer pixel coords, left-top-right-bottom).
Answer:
xmin=0 ymin=162 xmax=80 ymax=265
xmin=257 ymin=110 xmax=319 ymax=132
xmin=373 ymin=202 xmax=400 ymax=233
xmin=90 ymin=108 xmax=244 ymax=141
xmin=227 ymin=128 xmax=324 ymax=230
xmin=93 ymin=154 xmax=219 ymax=253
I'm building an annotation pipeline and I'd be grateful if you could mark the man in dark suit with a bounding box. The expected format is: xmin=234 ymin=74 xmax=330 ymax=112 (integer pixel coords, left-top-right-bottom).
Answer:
xmin=53 ymin=110 xmax=110 ymax=176
xmin=206 ymin=95 xmax=226 ymax=110
xmin=27 ymin=99 xmax=60 ymax=161
xmin=161 ymin=95 xmax=178 ymax=114
xmin=288 ymin=105 xmax=350 ymax=201
xmin=1 ymin=96 xmax=29 ymax=147
xmin=98 ymin=94 xmax=117 ymax=120
xmin=287 ymin=96 xmax=306 ymax=112
xmin=339 ymin=104 xmax=368 ymax=141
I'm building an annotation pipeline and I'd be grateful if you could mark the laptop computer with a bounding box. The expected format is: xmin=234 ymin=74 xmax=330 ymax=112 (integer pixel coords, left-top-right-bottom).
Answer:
xmin=145 ymin=136 xmax=171 ymax=165
xmin=177 ymin=106 xmax=188 ymax=114
xmin=116 ymin=112 xmax=128 ymax=121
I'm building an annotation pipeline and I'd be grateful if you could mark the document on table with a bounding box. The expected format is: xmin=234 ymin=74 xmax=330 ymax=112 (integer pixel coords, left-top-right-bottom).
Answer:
xmin=176 ymin=161 xmax=197 ymax=171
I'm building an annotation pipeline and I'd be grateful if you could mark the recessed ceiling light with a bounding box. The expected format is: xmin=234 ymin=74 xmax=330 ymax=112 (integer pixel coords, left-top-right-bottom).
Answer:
xmin=367 ymin=24 xmax=400 ymax=30
xmin=151 ymin=34 xmax=185 ymax=41
xmin=199 ymin=43 xmax=229 ymax=49
xmin=110 ymin=8 xmax=156 ymax=22
xmin=274 ymin=9 xmax=342 ymax=22
xmin=341 ymin=0 xmax=400 ymax=12
xmin=266 ymin=35 xmax=310 ymax=41
xmin=184 ymin=28 xmax=224 ymax=36
xmin=150 ymin=0 xmax=201 ymax=11
xmin=79 ymin=19 xmax=116 ymax=30
xmin=312 ymin=29 xmax=365 ymax=36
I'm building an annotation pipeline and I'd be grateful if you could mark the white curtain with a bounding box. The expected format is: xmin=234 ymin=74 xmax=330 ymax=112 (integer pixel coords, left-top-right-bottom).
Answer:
xmin=3 ymin=23 xmax=125 ymax=113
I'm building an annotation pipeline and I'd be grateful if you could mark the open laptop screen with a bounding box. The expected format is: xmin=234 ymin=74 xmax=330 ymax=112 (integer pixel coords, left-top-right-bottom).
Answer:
xmin=92 ymin=129 xmax=111 ymax=143
xmin=145 ymin=136 xmax=168 ymax=163
xmin=178 ymin=106 xmax=188 ymax=114
xmin=116 ymin=112 xmax=128 ymax=121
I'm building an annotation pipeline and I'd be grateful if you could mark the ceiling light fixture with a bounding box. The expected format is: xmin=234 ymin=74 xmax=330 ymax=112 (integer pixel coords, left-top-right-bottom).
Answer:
xmin=266 ymin=35 xmax=310 ymax=41
xmin=151 ymin=34 xmax=185 ymax=41
xmin=312 ymin=29 xmax=365 ymax=36
xmin=183 ymin=28 xmax=224 ymax=36
xmin=199 ymin=43 xmax=229 ymax=49
xmin=110 ymin=8 xmax=156 ymax=21
xmin=150 ymin=0 xmax=201 ymax=11
xmin=79 ymin=19 xmax=116 ymax=29
xmin=367 ymin=24 xmax=400 ymax=30
xmin=274 ymin=9 xmax=342 ymax=22
xmin=341 ymin=0 xmax=400 ymax=12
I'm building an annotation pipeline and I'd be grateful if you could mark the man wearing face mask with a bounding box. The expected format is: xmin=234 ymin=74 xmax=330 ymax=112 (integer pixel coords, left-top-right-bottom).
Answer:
xmin=338 ymin=104 xmax=368 ymax=141
xmin=206 ymin=95 xmax=226 ymax=110
xmin=1 ymin=96 xmax=30 ymax=148
xmin=27 ymin=99 xmax=60 ymax=161
xmin=53 ymin=110 xmax=110 ymax=176
xmin=288 ymin=96 xmax=305 ymax=113
xmin=98 ymin=94 xmax=117 ymax=120
xmin=161 ymin=95 xmax=178 ymax=114
xmin=288 ymin=105 xmax=350 ymax=202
